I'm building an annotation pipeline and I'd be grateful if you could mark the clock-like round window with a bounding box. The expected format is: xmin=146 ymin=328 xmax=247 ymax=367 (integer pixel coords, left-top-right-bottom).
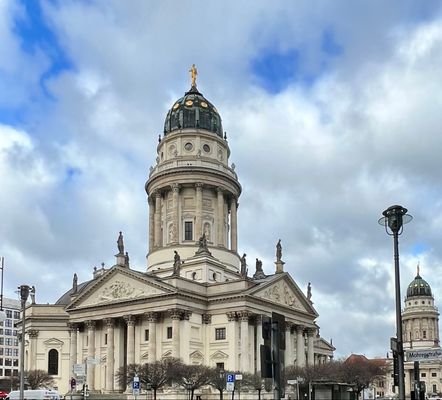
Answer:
xmin=203 ymin=144 xmax=211 ymax=153
xmin=185 ymin=100 xmax=193 ymax=107
xmin=184 ymin=142 xmax=193 ymax=151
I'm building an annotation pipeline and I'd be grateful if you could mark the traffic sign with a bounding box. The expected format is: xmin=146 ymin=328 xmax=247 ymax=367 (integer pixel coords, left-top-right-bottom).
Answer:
xmin=406 ymin=349 xmax=442 ymax=361
xmin=226 ymin=382 xmax=235 ymax=392
xmin=133 ymin=381 xmax=140 ymax=390
xmin=226 ymin=374 xmax=235 ymax=383
xmin=235 ymin=374 xmax=243 ymax=381
xmin=133 ymin=388 xmax=140 ymax=396
xmin=73 ymin=363 xmax=85 ymax=375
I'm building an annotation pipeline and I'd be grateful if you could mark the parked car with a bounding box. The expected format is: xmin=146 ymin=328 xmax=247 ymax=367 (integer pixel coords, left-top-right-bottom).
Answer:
xmin=0 ymin=391 xmax=8 ymax=399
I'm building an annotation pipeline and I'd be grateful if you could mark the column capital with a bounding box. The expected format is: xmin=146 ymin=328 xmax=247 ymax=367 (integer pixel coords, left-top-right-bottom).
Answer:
xmin=168 ymin=309 xmax=183 ymax=320
xmin=195 ymin=182 xmax=203 ymax=190
xmin=306 ymin=327 xmax=317 ymax=336
xmin=171 ymin=183 xmax=180 ymax=192
xmin=183 ymin=310 xmax=192 ymax=320
xmin=154 ymin=190 xmax=162 ymax=199
xmin=217 ymin=186 xmax=224 ymax=194
xmin=85 ymin=320 xmax=96 ymax=330
xmin=145 ymin=312 xmax=159 ymax=323
xmin=202 ymin=314 xmax=212 ymax=324
xmin=295 ymin=324 xmax=305 ymax=333
xmin=124 ymin=315 xmax=136 ymax=326
xmin=28 ymin=329 xmax=39 ymax=338
xmin=103 ymin=318 xmax=115 ymax=328
xmin=286 ymin=322 xmax=294 ymax=332
xmin=148 ymin=196 xmax=155 ymax=205
xmin=226 ymin=311 xmax=237 ymax=321
xmin=67 ymin=323 xmax=79 ymax=332
xmin=238 ymin=311 xmax=252 ymax=322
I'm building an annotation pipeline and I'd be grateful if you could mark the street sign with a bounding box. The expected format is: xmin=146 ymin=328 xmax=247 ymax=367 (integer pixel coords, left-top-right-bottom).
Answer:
xmin=133 ymin=388 xmax=140 ymax=396
xmin=226 ymin=382 xmax=235 ymax=392
xmin=133 ymin=381 xmax=140 ymax=389
xmin=406 ymin=349 xmax=442 ymax=362
xmin=86 ymin=356 xmax=101 ymax=365
xmin=226 ymin=374 xmax=235 ymax=383
xmin=288 ymin=380 xmax=297 ymax=385
xmin=235 ymin=374 xmax=243 ymax=381
xmin=133 ymin=378 xmax=140 ymax=396
xmin=73 ymin=363 xmax=85 ymax=375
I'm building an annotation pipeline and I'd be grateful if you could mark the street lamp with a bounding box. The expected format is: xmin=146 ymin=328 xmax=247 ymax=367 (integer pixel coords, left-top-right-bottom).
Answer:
xmin=18 ymin=284 xmax=35 ymax=400
xmin=185 ymin=383 xmax=192 ymax=400
xmin=219 ymin=369 xmax=225 ymax=400
xmin=379 ymin=205 xmax=413 ymax=400
xmin=0 ymin=257 xmax=6 ymax=322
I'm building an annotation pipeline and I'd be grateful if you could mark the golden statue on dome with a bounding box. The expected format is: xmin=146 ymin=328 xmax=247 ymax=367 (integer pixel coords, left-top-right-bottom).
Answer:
xmin=189 ymin=64 xmax=198 ymax=87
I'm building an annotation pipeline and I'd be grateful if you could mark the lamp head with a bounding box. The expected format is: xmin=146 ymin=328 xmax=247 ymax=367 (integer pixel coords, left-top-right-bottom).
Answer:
xmin=378 ymin=205 xmax=412 ymax=235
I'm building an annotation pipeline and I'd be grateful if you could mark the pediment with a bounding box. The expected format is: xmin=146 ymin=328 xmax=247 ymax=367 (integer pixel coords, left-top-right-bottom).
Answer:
xmin=248 ymin=274 xmax=318 ymax=316
xmin=43 ymin=338 xmax=64 ymax=348
xmin=210 ymin=351 xmax=229 ymax=360
xmin=68 ymin=267 xmax=175 ymax=309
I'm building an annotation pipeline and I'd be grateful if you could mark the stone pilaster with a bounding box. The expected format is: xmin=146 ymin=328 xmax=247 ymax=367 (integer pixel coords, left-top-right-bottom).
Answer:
xmin=104 ymin=318 xmax=115 ymax=392
xmin=226 ymin=312 xmax=238 ymax=371
xmin=195 ymin=183 xmax=203 ymax=238
xmin=148 ymin=196 xmax=155 ymax=252
xmin=217 ymin=187 xmax=224 ymax=246
xmin=124 ymin=315 xmax=136 ymax=365
xmin=296 ymin=325 xmax=305 ymax=367
xmin=85 ymin=320 xmax=96 ymax=390
xmin=28 ymin=329 xmax=39 ymax=371
xmin=255 ymin=316 xmax=264 ymax=374
xmin=145 ymin=312 xmax=158 ymax=363
xmin=285 ymin=322 xmax=293 ymax=367
xmin=154 ymin=191 xmax=162 ymax=247
xmin=230 ymin=197 xmax=238 ymax=252
xmin=171 ymin=184 xmax=180 ymax=243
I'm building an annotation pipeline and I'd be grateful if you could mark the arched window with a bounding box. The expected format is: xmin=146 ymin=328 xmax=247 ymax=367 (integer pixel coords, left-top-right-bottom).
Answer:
xmin=48 ymin=349 xmax=58 ymax=375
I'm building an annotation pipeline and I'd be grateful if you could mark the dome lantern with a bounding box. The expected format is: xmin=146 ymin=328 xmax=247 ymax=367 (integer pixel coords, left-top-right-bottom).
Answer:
xmin=406 ymin=264 xmax=433 ymax=298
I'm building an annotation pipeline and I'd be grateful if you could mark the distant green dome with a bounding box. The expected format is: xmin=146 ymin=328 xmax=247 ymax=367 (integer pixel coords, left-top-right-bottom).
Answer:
xmin=164 ymin=85 xmax=223 ymax=138
xmin=406 ymin=272 xmax=432 ymax=298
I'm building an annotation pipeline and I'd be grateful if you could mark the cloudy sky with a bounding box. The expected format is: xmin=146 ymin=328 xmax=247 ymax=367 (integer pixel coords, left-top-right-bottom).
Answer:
xmin=1 ymin=0 xmax=442 ymax=359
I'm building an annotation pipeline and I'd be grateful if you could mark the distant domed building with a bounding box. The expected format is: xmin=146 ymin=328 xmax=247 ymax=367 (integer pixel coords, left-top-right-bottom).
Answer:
xmin=19 ymin=69 xmax=334 ymax=398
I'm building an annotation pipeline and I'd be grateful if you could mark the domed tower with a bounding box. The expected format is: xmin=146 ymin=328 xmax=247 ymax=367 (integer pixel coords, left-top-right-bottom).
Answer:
xmin=402 ymin=265 xmax=440 ymax=350
xmin=145 ymin=66 xmax=242 ymax=280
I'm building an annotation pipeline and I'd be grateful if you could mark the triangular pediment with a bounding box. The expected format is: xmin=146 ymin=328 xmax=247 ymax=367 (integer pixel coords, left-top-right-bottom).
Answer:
xmin=68 ymin=267 xmax=175 ymax=309
xmin=247 ymin=274 xmax=318 ymax=316
xmin=43 ymin=338 xmax=64 ymax=347
xmin=210 ymin=350 xmax=229 ymax=360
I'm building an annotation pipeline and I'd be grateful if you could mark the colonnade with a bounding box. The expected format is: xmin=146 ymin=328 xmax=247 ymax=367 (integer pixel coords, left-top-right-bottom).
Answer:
xmin=63 ymin=310 xmax=330 ymax=393
xmin=148 ymin=184 xmax=238 ymax=252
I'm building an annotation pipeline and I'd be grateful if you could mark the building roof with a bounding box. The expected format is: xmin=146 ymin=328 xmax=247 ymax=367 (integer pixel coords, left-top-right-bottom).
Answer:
xmin=406 ymin=269 xmax=432 ymax=299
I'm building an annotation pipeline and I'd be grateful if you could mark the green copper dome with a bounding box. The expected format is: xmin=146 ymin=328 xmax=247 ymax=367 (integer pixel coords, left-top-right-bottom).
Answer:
xmin=163 ymin=85 xmax=223 ymax=138
xmin=406 ymin=271 xmax=432 ymax=298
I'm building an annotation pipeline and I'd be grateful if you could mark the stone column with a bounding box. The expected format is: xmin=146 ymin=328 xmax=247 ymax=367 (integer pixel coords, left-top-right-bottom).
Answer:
xmin=182 ymin=311 xmax=192 ymax=364
xmin=285 ymin=323 xmax=292 ymax=367
xmin=28 ymin=329 xmax=39 ymax=371
xmin=217 ymin=187 xmax=224 ymax=246
xmin=148 ymin=197 xmax=154 ymax=251
xmin=227 ymin=312 xmax=238 ymax=371
xmin=124 ymin=315 xmax=136 ymax=366
xmin=145 ymin=312 xmax=158 ymax=363
xmin=85 ymin=320 xmax=96 ymax=390
xmin=307 ymin=328 xmax=315 ymax=366
xmin=171 ymin=184 xmax=180 ymax=243
xmin=230 ymin=197 xmax=238 ymax=252
xmin=296 ymin=325 xmax=305 ymax=367
xmin=68 ymin=324 xmax=78 ymax=376
xmin=169 ymin=309 xmax=182 ymax=359
xmin=202 ymin=314 xmax=212 ymax=366
xmin=104 ymin=318 xmax=115 ymax=392
xmin=195 ymin=183 xmax=203 ymax=238
xmin=238 ymin=311 xmax=251 ymax=372
xmin=154 ymin=191 xmax=162 ymax=247
xmin=256 ymin=316 xmax=263 ymax=374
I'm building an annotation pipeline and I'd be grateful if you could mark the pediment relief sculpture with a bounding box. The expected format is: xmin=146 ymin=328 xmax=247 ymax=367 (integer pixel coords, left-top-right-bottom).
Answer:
xmin=98 ymin=280 xmax=158 ymax=302
xmin=257 ymin=281 xmax=305 ymax=311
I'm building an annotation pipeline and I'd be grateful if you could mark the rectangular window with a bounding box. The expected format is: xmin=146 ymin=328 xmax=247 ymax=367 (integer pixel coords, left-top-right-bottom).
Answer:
xmin=5 ymin=338 xmax=12 ymax=346
xmin=216 ymin=362 xmax=225 ymax=370
xmin=4 ymin=369 xmax=10 ymax=377
xmin=13 ymin=330 xmax=17 ymax=336
xmin=432 ymin=372 xmax=437 ymax=377
xmin=0 ymin=359 xmax=3 ymax=365
xmin=5 ymin=320 xmax=12 ymax=327
xmin=215 ymin=328 xmax=226 ymax=340
xmin=145 ymin=329 xmax=149 ymax=342
xmin=0 ymin=338 xmax=3 ymax=345
xmin=104 ymin=334 xmax=107 ymax=345
xmin=433 ymin=385 xmax=437 ymax=393
xmin=421 ymin=373 xmax=426 ymax=377
xmin=423 ymin=330 xmax=427 ymax=339
xmin=167 ymin=327 xmax=172 ymax=339
xmin=5 ymin=359 xmax=11 ymax=366
xmin=14 ymin=311 xmax=20 ymax=319
xmin=13 ymin=350 xmax=18 ymax=357
xmin=4 ymin=329 xmax=11 ymax=336
xmin=5 ymin=349 xmax=12 ymax=356
xmin=0 ymin=329 xmax=3 ymax=335
xmin=184 ymin=221 xmax=193 ymax=241
xmin=6 ymin=311 xmax=12 ymax=318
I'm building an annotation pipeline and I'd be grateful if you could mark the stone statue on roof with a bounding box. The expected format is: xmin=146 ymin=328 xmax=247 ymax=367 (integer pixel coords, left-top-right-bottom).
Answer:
xmin=189 ymin=64 xmax=198 ymax=87
xmin=117 ymin=231 xmax=124 ymax=255
xmin=73 ymin=273 xmax=78 ymax=294
xmin=173 ymin=251 xmax=181 ymax=277
xmin=240 ymin=253 xmax=247 ymax=277
xmin=307 ymin=282 xmax=312 ymax=300
xmin=276 ymin=239 xmax=282 ymax=261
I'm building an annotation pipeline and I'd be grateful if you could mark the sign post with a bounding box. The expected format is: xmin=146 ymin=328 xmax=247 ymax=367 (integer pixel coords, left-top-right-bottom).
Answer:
xmin=226 ymin=374 xmax=235 ymax=392
xmin=133 ymin=375 xmax=140 ymax=398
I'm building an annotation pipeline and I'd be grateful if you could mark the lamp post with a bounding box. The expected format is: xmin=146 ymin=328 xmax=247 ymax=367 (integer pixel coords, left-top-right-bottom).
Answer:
xmin=18 ymin=284 xmax=35 ymax=400
xmin=0 ymin=257 xmax=6 ymax=323
xmin=219 ymin=369 xmax=225 ymax=400
xmin=185 ymin=383 xmax=192 ymax=400
xmin=379 ymin=205 xmax=413 ymax=400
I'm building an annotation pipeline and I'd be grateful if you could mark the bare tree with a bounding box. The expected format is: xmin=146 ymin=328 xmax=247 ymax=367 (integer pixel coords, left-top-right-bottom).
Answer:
xmin=25 ymin=370 xmax=55 ymax=390
xmin=243 ymin=372 xmax=265 ymax=400
xmin=175 ymin=364 xmax=213 ymax=400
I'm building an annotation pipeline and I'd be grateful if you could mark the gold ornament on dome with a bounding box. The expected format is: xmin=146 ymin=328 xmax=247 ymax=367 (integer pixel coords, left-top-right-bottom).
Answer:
xmin=173 ymin=103 xmax=180 ymax=110
xmin=185 ymin=100 xmax=193 ymax=106
xmin=201 ymin=101 xmax=208 ymax=108
xmin=189 ymin=63 xmax=198 ymax=87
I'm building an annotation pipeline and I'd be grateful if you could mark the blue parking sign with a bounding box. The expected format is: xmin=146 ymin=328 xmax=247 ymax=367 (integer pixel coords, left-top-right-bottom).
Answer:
xmin=133 ymin=381 xmax=140 ymax=389
xmin=226 ymin=374 xmax=235 ymax=383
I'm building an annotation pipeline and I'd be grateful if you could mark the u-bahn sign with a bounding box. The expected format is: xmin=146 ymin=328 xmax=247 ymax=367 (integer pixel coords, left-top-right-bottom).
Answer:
xmin=406 ymin=349 xmax=442 ymax=362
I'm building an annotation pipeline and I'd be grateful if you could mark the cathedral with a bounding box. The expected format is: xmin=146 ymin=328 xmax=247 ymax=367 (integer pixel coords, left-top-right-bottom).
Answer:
xmin=21 ymin=69 xmax=334 ymax=395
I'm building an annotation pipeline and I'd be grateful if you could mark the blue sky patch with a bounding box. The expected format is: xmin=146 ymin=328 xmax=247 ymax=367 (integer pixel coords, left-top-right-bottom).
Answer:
xmin=411 ymin=242 xmax=430 ymax=256
xmin=321 ymin=28 xmax=343 ymax=57
xmin=14 ymin=0 xmax=73 ymax=97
